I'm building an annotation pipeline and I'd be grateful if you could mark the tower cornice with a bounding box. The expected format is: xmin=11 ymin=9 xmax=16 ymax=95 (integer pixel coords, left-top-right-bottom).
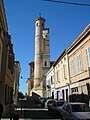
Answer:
xmin=35 ymin=17 xmax=46 ymax=22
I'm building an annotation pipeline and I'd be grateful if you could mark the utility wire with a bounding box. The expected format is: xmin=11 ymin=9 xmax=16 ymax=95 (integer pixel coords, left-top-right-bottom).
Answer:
xmin=44 ymin=0 xmax=90 ymax=7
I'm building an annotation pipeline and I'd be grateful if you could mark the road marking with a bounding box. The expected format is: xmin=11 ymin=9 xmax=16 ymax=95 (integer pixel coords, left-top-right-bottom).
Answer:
xmin=16 ymin=108 xmax=48 ymax=111
xmin=1 ymin=118 xmax=61 ymax=120
xmin=1 ymin=118 xmax=34 ymax=120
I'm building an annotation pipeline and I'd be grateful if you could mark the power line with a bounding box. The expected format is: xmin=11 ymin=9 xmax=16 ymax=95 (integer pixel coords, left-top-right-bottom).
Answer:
xmin=44 ymin=0 xmax=90 ymax=7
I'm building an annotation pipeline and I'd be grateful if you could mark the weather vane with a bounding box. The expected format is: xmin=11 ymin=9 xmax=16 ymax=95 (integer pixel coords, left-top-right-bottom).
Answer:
xmin=39 ymin=13 xmax=41 ymax=17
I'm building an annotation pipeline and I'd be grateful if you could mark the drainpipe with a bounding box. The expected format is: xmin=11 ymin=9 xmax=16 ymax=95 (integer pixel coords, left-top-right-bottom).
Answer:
xmin=67 ymin=54 xmax=71 ymax=102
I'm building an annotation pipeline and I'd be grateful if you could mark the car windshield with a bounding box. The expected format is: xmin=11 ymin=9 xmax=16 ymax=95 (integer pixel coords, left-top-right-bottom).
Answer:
xmin=39 ymin=97 xmax=45 ymax=100
xmin=48 ymin=100 xmax=54 ymax=103
xmin=72 ymin=104 xmax=88 ymax=112
xmin=57 ymin=102 xmax=64 ymax=106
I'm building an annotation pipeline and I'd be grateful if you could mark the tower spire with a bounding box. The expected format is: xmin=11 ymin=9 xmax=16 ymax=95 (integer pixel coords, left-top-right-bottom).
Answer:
xmin=39 ymin=13 xmax=41 ymax=17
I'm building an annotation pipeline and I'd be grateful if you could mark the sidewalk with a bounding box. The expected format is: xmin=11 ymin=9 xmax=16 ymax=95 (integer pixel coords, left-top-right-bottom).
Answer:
xmin=1 ymin=118 xmax=34 ymax=120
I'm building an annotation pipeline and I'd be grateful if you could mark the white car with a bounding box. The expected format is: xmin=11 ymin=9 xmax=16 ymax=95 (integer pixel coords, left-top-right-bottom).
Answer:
xmin=61 ymin=102 xmax=90 ymax=120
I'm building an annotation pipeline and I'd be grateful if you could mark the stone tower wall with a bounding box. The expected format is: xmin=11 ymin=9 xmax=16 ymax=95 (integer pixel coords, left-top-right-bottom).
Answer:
xmin=34 ymin=17 xmax=45 ymax=88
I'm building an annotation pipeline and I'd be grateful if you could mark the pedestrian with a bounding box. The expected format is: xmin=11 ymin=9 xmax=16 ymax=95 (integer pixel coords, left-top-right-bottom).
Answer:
xmin=9 ymin=100 xmax=16 ymax=120
xmin=0 ymin=101 xmax=3 ymax=120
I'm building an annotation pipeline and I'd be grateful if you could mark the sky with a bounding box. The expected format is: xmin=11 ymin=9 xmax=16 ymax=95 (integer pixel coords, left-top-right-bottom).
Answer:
xmin=3 ymin=0 xmax=90 ymax=94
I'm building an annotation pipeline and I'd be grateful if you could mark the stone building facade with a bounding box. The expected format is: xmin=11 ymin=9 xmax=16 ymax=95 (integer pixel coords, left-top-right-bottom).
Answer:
xmin=0 ymin=0 xmax=20 ymax=115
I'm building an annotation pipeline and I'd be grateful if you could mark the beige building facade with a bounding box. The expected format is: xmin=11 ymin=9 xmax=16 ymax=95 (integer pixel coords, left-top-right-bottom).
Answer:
xmin=0 ymin=0 xmax=8 ymax=108
xmin=53 ymin=51 xmax=70 ymax=101
xmin=45 ymin=24 xmax=90 ymax=102
xmin=45 ymin=66 xmax=54 ymax=98
xmin=67 ymin=24 xmax=90 ymax=96
xmin=0 ymin=0 xmax=21 ymax=115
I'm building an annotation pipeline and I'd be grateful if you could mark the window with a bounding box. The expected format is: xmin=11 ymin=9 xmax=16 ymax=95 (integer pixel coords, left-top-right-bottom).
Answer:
xmin=51 ymin=76 xmax=53 ymax=84
xmin=72 ymin=104 xmax=86 ymax=112
xmin=36 ymin=23 xmax=38 ymax=26
xmin=62 ymin=90 xmax=64 ymax=100
xmin=44 ymin=61 xmax=47 ymax=66
xmin=42 ymin=23 xmax=43 ymax=26
xmin=64 ymin=57 xmax=66 ymax=61
xmin=67 ymin=105 xmax=71 ymax=112
xmin=46 ymin=80 xmax=50 ymax=88
xmin=77 ymin=54 xmax=82 ymax=73
xmin=61 ymin=66 xmax=64 ymax=80
xmin=70 ymin=59 xmax=75 ymax=76
xmin=63 ymin=64 xmax=67 ymax=79
xmin=86 ymin=47 xmax=90 ymax=68
xmin=63 ymin=104 xmax=68 ymax=111
xmin=8 ymin=50 xmax=11 ymax=69
xmin=57 ymin=70 xmax=60 ymax=80
xmin=71 ymin=87 xmax=78 ymax=94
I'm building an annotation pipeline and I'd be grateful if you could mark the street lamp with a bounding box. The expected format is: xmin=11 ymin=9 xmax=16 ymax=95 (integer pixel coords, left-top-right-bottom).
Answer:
xmin=20 ymin=76 xmax=27 ymax=114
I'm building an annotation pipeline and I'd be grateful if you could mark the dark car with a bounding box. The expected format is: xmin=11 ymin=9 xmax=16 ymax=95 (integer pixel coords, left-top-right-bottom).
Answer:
xmin=41 ymin=98 xmax=48 ymax=107
xmin=38 ymin=97 xmax=46 ymax=104
xmin=45 ymin=99 xmax=56 ymax=109
xmin=49 ymin=100 xmax=65 ymax=116
xmin=35 ymin=97 xmax=46 ymax=104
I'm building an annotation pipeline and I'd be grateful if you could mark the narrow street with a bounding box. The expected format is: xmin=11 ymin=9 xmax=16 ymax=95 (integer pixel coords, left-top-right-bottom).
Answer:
xmin=17 ymin=108 xmax=60 ymax=119
xmin=16 ymin=99 xmax=61 ymax=119
xmin=2 ymin=99 xmax=62 ymax=120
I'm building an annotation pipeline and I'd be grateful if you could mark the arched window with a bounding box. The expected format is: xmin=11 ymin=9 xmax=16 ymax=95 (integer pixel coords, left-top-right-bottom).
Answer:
xmin=44 ymin=61 xmax=47 ymax=66
xmin=36 ymin=23 xmax=38 ymax=26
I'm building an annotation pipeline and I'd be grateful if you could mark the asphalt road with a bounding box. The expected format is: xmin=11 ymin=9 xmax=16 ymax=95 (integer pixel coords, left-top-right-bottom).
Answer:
xmin=2 ymin=99 xmax=62 ymax=120
xmin=16 ymin=99 xmax=62 ymax=119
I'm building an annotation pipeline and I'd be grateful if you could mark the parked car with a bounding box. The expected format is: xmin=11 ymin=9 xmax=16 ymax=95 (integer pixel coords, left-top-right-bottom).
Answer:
xmin=61 ymin=102 xmax=90 ymax=120
xmin=38 ymin=97 xmax=46 ymax=104
xmin=41 ymin=98 xmax=48 ymax=107
xmin=49 ymin=100 xmax=65 ymax=114
xmin=45 ymin=99 xmax=56 ymax=109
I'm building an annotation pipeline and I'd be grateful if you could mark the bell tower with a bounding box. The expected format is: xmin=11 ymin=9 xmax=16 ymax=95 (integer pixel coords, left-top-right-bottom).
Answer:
xmin=32 ymin=16 xmax=50 ymax=97
xmin=33 ymin=16 xmax=46 ymax=96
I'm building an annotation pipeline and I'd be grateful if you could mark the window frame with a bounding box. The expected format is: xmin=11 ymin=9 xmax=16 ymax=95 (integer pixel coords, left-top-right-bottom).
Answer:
xmin=77 ymin=54 xmax=82 ymax=74
xmin=86 ymin=46 xmax=90 ymax=69
xmin=70 ymin=59 xmax=75 ymax=77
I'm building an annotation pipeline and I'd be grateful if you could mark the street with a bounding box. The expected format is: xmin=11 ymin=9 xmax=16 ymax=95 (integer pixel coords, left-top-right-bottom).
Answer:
xmin=3 ymin=99 xmax=62 ymax=120
xmin=17 ymin=108 xmax=60 ymax=119
xmin=17 ymin=99 xmax=61 ymax=119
